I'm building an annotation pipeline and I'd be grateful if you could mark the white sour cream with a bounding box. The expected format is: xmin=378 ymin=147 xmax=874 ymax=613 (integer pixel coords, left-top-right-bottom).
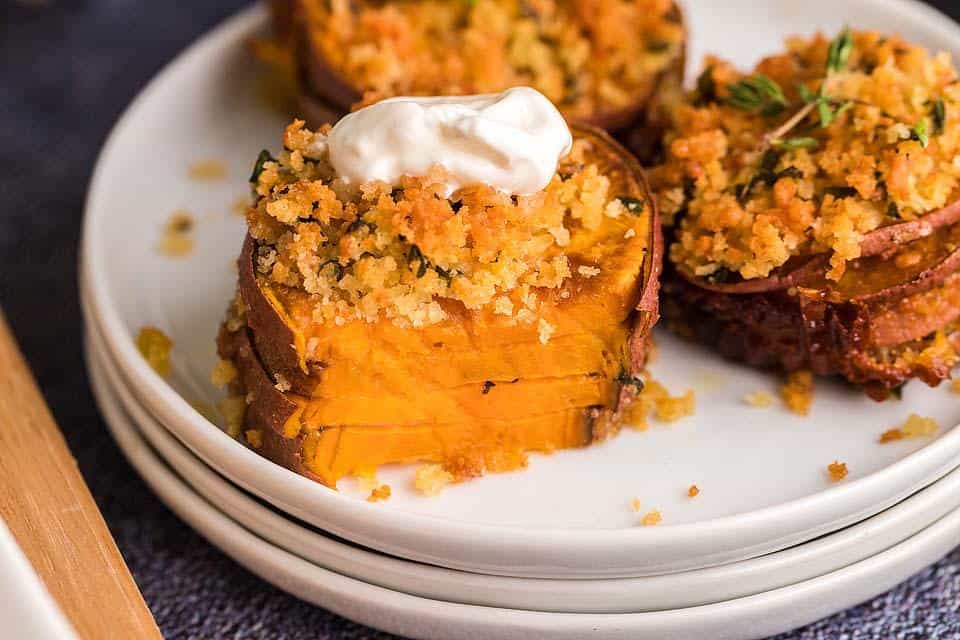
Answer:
xmin=326 ymin=87 xmax=573 ymax=196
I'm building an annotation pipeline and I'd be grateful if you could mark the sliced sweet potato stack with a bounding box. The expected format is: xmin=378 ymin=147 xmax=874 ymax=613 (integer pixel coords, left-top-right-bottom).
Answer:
xmin=217 ymin=121 xmax=661 ymax=487
xmin=651 ymin=29 xmax=960 ymax=399
xmin=264 ymin=0 xmax=686 ymax=157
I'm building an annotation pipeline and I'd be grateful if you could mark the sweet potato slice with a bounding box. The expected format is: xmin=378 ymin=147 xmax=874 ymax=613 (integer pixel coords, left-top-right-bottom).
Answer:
xmin=218 ymin=124 xmax=662 ymax=486
xmin=267 ymin=0 xmax=686 ymax=158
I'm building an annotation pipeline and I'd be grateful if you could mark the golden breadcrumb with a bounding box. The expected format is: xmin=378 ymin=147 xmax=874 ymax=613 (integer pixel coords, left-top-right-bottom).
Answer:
xmin=780 ymin=371 xmax=813 ymax=416
xmin=627 ymin=377 xmax=696 ymax=429
xmin=218 ymin=395 xmax=247 ymax=438
xmin=743 ymin=390 xmax=774 ymax=408
xmin=210 ymin=358 xmax=238 ymax=388
xmin=827 ymin=460 xmax=848 ymax=482
xmin=136 ymin=327 xmax=172 ymax=377
xmin=630 ymin=497 xmax=643 ymax=512
xmin=414 ymin=464 xmax=454 ymax=497
xmin=640 ymin=509 xmax=662 ymax=526
xmin=367 ymin=485 xmax=392 ymax=503
xmin=653 ymin=31 xmax=960 ymax=282
xmin=880 ymin=414 xmax=939 ymax=443
xmin=687 ymin=484 xmax=700 ymax=498
xmin=187 ymin=159 xmax=227 ymax=181
xmin=188 ymin=399 xmax=219 ymax=424
xmin=158 ymin=210 xmax=195 ymax=257
xmin=244 ymin=429 xmax=263 ymax=449
xmin=951 ymin=378 xmax=960 ymax=393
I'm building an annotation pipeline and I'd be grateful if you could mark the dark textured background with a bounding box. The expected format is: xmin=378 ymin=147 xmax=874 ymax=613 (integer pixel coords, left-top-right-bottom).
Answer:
xmin=2 ymin=1 xmax=960 ymax=638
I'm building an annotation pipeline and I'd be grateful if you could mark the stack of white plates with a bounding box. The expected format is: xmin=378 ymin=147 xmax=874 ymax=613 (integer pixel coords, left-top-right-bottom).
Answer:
xmin=80 ymin=2 xmax=960 ymax=638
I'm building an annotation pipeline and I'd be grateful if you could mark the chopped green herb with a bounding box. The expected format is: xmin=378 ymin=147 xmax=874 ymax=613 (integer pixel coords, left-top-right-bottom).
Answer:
xmin=772 ymin=137 xmax=819 ymax=150
xmin=797 ymin=83 xmax=816 ymax=103
xmin=726 ymin=75 xmax=788 ymax=116
xmin=738 ymin=149 xmax=784 ymax=203
xmin=407 ymin=245 xmax=429 ymax=278
xmin=932 ymin=98 xmax=947 ymax=135
xmin=826 ymin=28 xmax=854 ymax=74
xmin=887 ymin=201 xmax=901 ymax=219
xmin=615 ymin=373 xmax=645 ymax=392
xmin=706 ymin=267 xmax=733 ymax=284
xmin=249 ymin=150 xmax=276 ymax=183
xmin=824 ymin=186 xmax=859 ymax=199
xmin=618 ymin=196 xmax=645 ymax=215
xmin=912 ymin=118 xmax=930 ymax=148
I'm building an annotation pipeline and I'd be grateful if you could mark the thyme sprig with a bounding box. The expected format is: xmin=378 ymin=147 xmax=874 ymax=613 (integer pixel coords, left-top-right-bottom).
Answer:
xmin=725 ymin=74 xmax=788 ymax=115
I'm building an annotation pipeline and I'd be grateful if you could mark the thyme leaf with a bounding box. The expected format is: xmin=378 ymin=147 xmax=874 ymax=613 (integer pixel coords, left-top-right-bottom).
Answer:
xmin=912 ymin=118 xmax=930 ymax=148
xmin=887 ymin=201 xmax=901 ymax=219
xmin=932 ymin=98 xmax=947 ymax=136
xmin=249 ymin=150 xmax=276 ymax=183
xmin=826 ymin=28 xmax=854 ymax=74
xmin=772 ymin=137 xmax=819 ymax=150
xmin=725 ymin=74 xmax=788 ymax=115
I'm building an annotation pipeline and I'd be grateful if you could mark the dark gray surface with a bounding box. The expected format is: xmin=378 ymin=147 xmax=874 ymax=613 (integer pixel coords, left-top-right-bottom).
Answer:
xmin=2 ymin=1 xmax=959 ymax=638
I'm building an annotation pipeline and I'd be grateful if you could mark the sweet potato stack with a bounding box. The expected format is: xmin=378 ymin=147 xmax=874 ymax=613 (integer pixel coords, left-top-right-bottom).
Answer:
xmin=217 ymin=122 xmax=661 ymax=487
xmin=262 ymin=0 xmax=685 ymax=157
xmin=653 ymin=30 xmax=960 ymax=399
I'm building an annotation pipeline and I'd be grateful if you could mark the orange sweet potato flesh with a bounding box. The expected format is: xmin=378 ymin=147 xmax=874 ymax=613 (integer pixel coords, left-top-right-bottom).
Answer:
xmin=220 ymin=125 xmax=661 ymax=487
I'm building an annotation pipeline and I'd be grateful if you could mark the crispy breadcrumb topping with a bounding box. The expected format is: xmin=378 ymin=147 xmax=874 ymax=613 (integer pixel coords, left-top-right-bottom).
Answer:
xmin=687 ymin=484 xmax=700 ymax=497
xmin=248 ymin=120 xmax=647 ymax=328
xmin=652 ymin=31 xmax=960 ymax=281
xmin=297 ymin=0 xmax=683 ymax=122
xmin=743 ymin=390 xmax=774 ymax=407
xmin=367 ymin=484 xmax=392 ymax=502
xmin=640 ymin=509 xmax=662 ymax=526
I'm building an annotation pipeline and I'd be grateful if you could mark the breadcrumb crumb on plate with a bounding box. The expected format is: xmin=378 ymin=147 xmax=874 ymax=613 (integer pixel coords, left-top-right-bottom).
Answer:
xmin=827 ymin=461 xmax=849 ymax=483
xmin=136 ymin=327 xmax=172 ymax=377
xmin=157 ymin=210 xmax=195 ymax=257
xmin=880 ymin=414 xmax=939 ymax=443
xmin=367 ymin=485 xmax=392 ymax=503
xmin=187 ymin=159 xmax=227 ymax=180
xmin=414 ymin=464 xmax=454 ymax=497
xmin=743 ymin=391 xmax=774 ymax=408
xmin=687 ymin=485 xmax=700 ymax=498
xmin=780 ymin=371 xmax=814 ymax=416
xmin=640 ymin=510 xmax=662 ymax=526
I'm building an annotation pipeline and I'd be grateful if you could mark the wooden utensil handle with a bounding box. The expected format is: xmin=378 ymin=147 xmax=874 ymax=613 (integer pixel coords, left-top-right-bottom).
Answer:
xmin=0 ymin=310 xmax=161 ymax=640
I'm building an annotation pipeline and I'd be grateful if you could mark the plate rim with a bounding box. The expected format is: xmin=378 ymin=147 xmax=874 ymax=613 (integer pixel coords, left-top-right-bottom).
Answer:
xmin=80 ymin=0 xmax=960 ymax=578
xmin=87 ymin=326 xmax=960 ymax=613
xmin=86 ymin=335 xmax=960 ymax=640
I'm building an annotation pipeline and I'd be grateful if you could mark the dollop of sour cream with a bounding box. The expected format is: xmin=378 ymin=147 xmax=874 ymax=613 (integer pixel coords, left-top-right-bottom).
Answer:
xmin=326 ymin=87 xmax=573 ymax=196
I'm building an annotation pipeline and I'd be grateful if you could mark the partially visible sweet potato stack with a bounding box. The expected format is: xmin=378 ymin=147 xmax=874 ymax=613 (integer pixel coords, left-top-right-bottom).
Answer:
xmin=652 ymin=29 xmax=960 ymax=399
xmin=262 ymin=0 xmax=686 ymax=157
xmin=217 ymin=121 xmax=661 ymax=487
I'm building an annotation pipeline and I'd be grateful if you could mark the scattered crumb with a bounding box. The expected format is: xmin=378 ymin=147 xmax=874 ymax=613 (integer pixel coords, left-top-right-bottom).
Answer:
xmin=367 ymin=484 xmax=392 ymax=502
xmin=827 ymin=460 xmax=848 ymax=483
xmin=244 ymin=429 xmax=263 ymax=449
xmin=780 ymin=370 xmax=813 ymax=416
xmin=187 ymin=159 xmax=227 ymax=180
xmin=687 ymin=484 xmax=700 ymax=498
xmin=157 ymin=210 xmax=195 ymax=257
xmin=413 ymin=464 xmax=454 ymax=497
xmin=217 ymin=395 xmax=247 ymax=438
xmin=210 ymin=358 xmax=238 ymax=388
xmin=136 ymin=327 xmax=172 ymax=377
xmin=626 ymin=376 xmax=696 ymax=429
xmin=577 ymin=265 xmax=601 ymax=278
xmin=743 ymin=390 xmax=774 ymax=408
xmin=356 ymin=466 xmax=379 ymax=493
xmin=951 ymin=378 xmax=960 ymax=394
xmin=189 ymin=399 xmax=219 ymax=424
xmin=880 ymin=414 xmax=939 ymax=443
xmin=537 ymin=318 xmax=555 ymax=344
xmin=630 ymin=497 xmax=642 ymax=512
xmin=231 ymin=196 xmax=250 ymax=216
xmin=640 ymin=509 xmax=662 ymax=526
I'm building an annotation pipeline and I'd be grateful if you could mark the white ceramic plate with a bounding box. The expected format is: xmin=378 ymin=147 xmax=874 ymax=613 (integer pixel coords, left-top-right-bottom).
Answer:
xmin=81 ymin=1 xmax=960 ymax=578
xmin=87 ymin=339 xmax=960 ymax=640
xmin=86 ymin=326 xmax=960 ymax=614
